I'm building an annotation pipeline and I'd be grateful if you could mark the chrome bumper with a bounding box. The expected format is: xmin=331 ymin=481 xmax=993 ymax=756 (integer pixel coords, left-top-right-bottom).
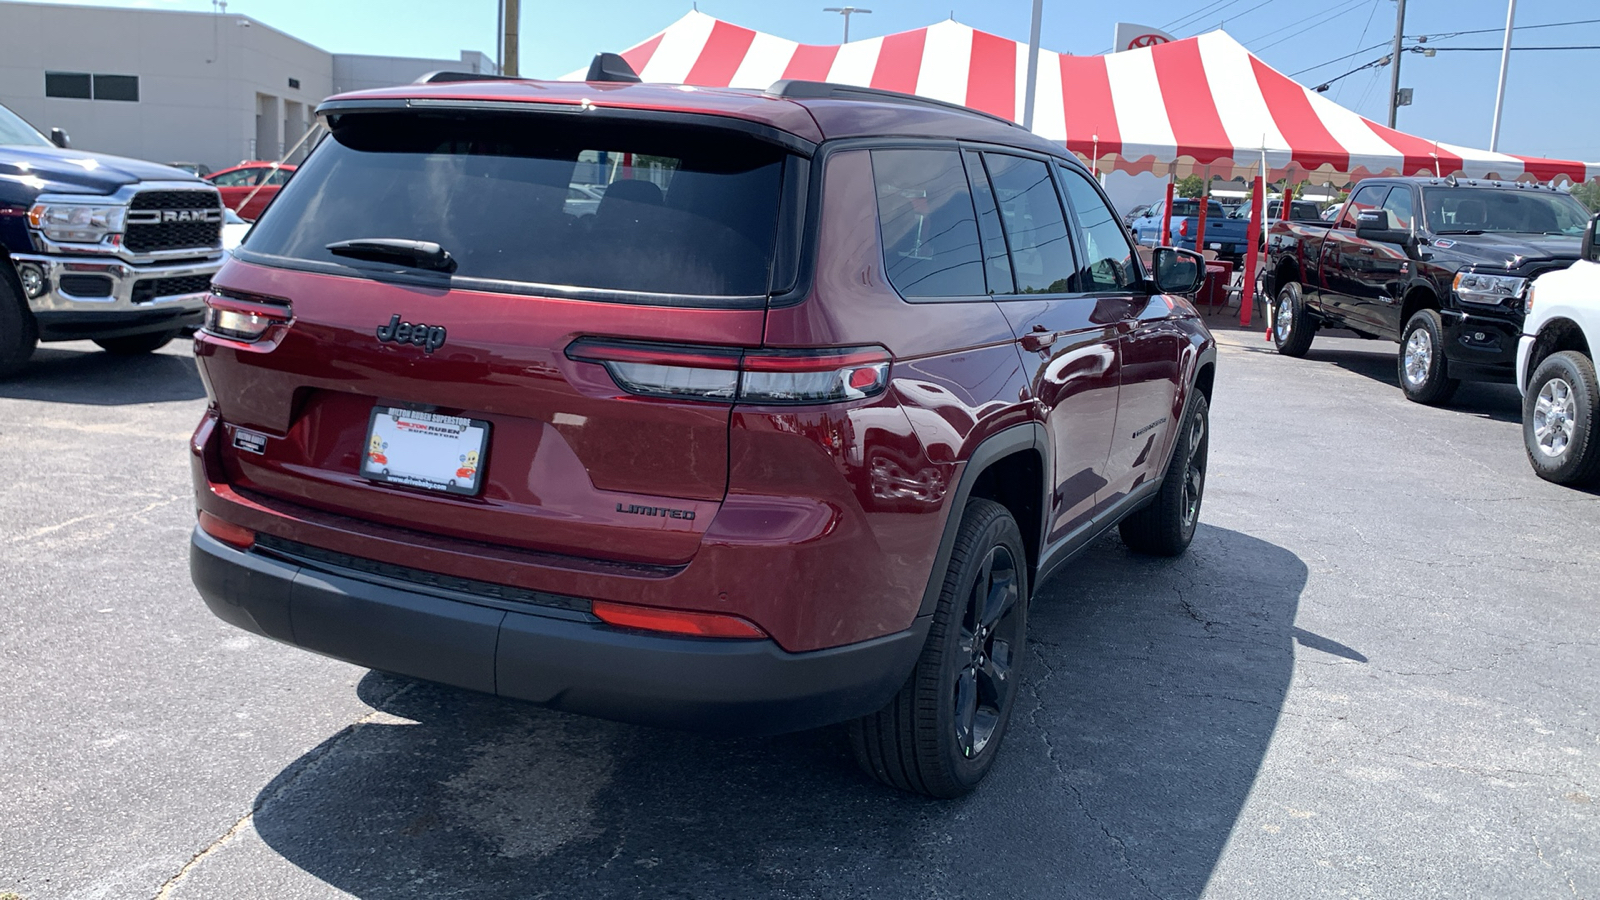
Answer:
xmin=12 ymin=252 xmax=222 ymax=316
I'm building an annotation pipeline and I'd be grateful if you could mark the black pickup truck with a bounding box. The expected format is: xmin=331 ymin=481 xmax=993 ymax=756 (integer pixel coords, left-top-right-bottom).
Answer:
xmin=1262 ymin=176 xmax=1590 ymax=404
xmin=1 ymin=102 xmax=225 ymax=377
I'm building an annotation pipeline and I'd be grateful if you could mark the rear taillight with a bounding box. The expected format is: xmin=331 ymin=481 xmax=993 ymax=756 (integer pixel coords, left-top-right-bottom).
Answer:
xmin=198 ymin=510 xmax=255 ymax=550
xmin=592 ymin=600 xmax=767 ymax=639
xmin=567 ymin=339 xmax=891 ymax=405
xmin=203 ymin=291 xmax=292 ymax=342
xmin=1179 ymin=218 xmax=1190 ymax=238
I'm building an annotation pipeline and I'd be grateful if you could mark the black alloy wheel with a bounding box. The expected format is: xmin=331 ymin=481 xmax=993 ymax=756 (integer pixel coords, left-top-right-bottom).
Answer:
xmin=1120 ymin=392 xmax=1210 ymax=556
xmin=850 ymin=498 xmax=1029 ymax=798
xmin=0 ymin=271 xmax=38 ymax=379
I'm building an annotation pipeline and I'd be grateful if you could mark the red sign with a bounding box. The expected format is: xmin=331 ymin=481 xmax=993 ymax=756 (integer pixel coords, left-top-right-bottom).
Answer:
xmin=1127 ymin=33 xmax=1170 ymax=50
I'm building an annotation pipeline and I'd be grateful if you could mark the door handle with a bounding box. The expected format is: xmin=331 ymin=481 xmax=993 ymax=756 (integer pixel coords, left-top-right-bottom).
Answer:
xmin=1358 ymin=246 xmax=1375 ymax=254
xmin=1020 ymin=324 xmax=1056 ymax=352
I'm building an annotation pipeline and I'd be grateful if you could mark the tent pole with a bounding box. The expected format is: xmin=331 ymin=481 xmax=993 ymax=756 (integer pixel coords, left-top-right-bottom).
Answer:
xmin=1023 ymin=0 xmax=1043 ymax=130
xmin=1490 ymin=0 xmax=1517 ymax=151
xmin=1161 ymin=173 xmax=1176 ymax=249
xmin=1241 ymin=174 xmax=1264 ymax=330
xmin=1195 ymin=165 xmax=1210 ymax=252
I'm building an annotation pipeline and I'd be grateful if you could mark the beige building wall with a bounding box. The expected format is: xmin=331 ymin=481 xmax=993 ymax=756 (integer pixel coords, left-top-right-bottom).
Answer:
xmin=0 ymin=1 xmax=490 ymax=171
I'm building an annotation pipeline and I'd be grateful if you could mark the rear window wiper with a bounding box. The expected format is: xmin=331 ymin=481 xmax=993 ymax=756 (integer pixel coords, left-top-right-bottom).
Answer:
xmin=326 ymin=238 xmax=457 ymax=273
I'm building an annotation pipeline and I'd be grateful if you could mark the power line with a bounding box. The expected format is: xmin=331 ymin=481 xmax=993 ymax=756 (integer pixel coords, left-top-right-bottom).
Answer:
xmin=1289 ymin=40 xmax=1393 ymax=76
xmin=1335 ymin=0 xmax=1382 ymax=103
xmin=1160 ymin=0 xmax=1243 ymax=32
xmin=1428 ymin=45 xmax=1600 ymax=51
xmin=1174 ymin=0 xmax=1285 ymax=39
xmin=1287 ymin=16 xmax=1600 ymax=77
xmin=1250 ymin=0 xmax=1372 ymax=53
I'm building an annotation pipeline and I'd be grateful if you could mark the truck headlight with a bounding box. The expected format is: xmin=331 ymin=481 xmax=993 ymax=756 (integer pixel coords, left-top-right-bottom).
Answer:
xmin=26 ymin=203 xmax=126 ymax=244
xmin=1452 ymin=271 xmax=1526 ymax=307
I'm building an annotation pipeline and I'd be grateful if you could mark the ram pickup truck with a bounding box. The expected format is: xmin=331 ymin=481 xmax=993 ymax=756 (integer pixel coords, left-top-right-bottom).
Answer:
xmin=0 ymin=102 xmax=225 ymax=377
xmin=1130 ymin=198 xmax=1251 ymax=260
xmin=1518 ymin=211 xmax=1600 ymax=485
xmin=1262 ymin=176 xmax=1591 ymax=404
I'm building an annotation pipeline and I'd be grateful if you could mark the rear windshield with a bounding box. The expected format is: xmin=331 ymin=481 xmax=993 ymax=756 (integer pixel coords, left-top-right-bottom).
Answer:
xmin=244 ymin=111 xmax=791 ymax=298
xmin=1170 ymin=200 xmax=1225 ymax=218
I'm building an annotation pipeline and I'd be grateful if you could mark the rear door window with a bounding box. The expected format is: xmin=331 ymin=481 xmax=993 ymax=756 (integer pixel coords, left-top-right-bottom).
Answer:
xmin=243 ymin=112 xmax=789 ymax=299
xmin=1058 ymin=165 xmax=1140 ymax=292
xmin=871 ymin=148 xmax=987 ymax=299
xmin=980 ymin=153 xmax=1077 ymax=295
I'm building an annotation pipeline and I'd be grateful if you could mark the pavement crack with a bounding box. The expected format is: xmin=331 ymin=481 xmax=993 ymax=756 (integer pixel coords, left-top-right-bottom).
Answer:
xmin=149 ymin=684 xmax=416 ymax=899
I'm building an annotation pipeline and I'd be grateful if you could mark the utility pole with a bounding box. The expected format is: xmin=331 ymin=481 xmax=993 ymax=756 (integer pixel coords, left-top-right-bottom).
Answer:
xmin=1490 ymin=0 xmax=1517 ymax=151
xmin=823 ymin=6 xmax=871 ymax=43
xmin=502 ymin=0 xmax=520 ymax=77
xmin=1386 ymin=0 xmax=1406 ymax=128
xmin=1022 ymin=0 xmax=1044 ymax=130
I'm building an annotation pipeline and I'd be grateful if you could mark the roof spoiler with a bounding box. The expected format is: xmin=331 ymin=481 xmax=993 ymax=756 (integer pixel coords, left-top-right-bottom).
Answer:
xmin=587 ymin=52 xmax=642 ymax=83
xmin=765 ymin=80 xmax=1024 ymax=130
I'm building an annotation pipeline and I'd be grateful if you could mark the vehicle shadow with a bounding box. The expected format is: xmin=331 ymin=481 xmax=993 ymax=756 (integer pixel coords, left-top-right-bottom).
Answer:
xmin=1305 ymin=344 xmax=1522 ymax=423
xmin=0 ymin=343 xmax=205 ymax=405
xmin=250 ymin=525 xmax=1315 ymax=900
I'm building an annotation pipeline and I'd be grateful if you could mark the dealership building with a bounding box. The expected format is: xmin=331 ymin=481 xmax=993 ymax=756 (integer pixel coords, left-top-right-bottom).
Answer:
xmin=0 ymin=1 xmax=496 ymax=170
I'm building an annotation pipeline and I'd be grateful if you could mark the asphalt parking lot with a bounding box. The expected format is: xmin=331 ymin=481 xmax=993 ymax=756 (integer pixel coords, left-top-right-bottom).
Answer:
xmin=2 ymin=320 xmax=1596 ymax=900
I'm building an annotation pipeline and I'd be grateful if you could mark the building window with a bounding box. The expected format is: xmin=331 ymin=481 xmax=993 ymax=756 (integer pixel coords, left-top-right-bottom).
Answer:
xmin=288 ymin=77 xmax=301 ymax=90
xmin=44 ymin=72 xmax=92 ymax=99
xmin=92 ymin=74 xmax=139 ymax=102
xmin=44 ymin=72 xmax=139 ymax=102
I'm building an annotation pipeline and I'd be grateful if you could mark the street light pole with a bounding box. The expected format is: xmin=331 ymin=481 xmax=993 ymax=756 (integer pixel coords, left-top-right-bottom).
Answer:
xmin=1022 ymin=0 xmax=1044 ymax=130
xmin=1386 ymin=0 xmax=1406 ymax=128
xmin=502 ymin=0 xmax=519 ymax=77
xmin=823 ymin=6 xmax=871 ymax=43
xmin=1490 ymin=0 xmax=1517 ymax=151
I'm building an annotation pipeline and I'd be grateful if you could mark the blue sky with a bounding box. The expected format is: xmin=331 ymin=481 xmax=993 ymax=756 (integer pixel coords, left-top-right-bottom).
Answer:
xmin=23 ymin=0 xmax=1600 ymax=160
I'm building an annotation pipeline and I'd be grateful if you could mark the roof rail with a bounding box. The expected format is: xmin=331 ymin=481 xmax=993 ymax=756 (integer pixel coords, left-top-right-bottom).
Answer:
xmin=415 ymin=71 xmax=528 ymax=85
xmin=765 ymin=80 xmax=1024 ymax=130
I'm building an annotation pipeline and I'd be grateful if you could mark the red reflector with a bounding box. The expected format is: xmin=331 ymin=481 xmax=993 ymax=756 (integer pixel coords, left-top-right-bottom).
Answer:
xmin=592 ymin=601 xmax=767 ymax=639
xmin=198 ymin=510 xmax=255 ymax=550
xmin=848 ymin=367 xmax=879 ymax=389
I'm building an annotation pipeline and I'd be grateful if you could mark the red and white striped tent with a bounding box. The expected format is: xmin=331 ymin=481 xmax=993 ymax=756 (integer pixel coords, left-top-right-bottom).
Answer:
xmin=563 ymin=10 xmax=1597 ymax=186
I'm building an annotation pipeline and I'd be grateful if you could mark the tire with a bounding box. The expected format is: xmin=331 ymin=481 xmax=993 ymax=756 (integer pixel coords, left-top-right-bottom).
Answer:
xmin=1523 ymin=351 xmax=1600 ymax=486
xmin=850 ymin=498 xmax=1029 ymax=798
xmin=1272 ymin=282 xmax=1318 ymax=357
xmin=93 ymin=329 xmax=180 ymax=356
xmin=1397 ymin=309 xmax=1459 ymax=405
xmin=0 ymin=268 xmax=39 ymax=379
xmin=1119 ymin=392 xmax=1210 ymax=556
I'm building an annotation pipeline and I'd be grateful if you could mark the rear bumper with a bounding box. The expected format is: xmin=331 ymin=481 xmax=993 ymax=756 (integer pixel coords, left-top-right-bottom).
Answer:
xmin=191 ymin=527 xmax=928 ymax=735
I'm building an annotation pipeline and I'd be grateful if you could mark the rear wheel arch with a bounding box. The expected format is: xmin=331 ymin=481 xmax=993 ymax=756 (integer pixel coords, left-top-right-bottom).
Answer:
xmin=916 ymin=424 xmax=1046 ymax=618
xmin=1272 ymin=258 xmax=1301 ymax=297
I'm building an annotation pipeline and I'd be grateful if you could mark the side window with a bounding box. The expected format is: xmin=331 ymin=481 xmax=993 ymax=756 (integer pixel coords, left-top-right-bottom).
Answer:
xmin=871 ymin=149 xmax=987 ymax=299
xmin=1058 ymin=165 xmax=1140 ymax=292
xmin=1340 ymin=184 xmax=1389 ymax=229
xmin=210 ymin=169 xmax=254 ymax=187
xmin=982 ymin=153 xmax=1076 ymax=294
xmin=264 ymin=168 xmax=293 ymax=186
xmin=1380 ymin=187 xmax=1414 ymax=232
xmin=962 ymin=149 xmax=1015 ymax=295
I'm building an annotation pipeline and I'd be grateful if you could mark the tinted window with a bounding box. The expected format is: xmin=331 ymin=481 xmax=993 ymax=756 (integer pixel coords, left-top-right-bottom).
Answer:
xmin=0 ymin=104 xmax=50 ymax=147
xmin=871 ymin=149 xmax=986 ymax=298
xmin=982 ymin=154 xmax=1076 ymax=294
xmin=1059 ymin=165 xmax=1140 ymax=292
xmin=45 ymin=72 xmax=91 ymax=99
xmin=264 ymin=167 xmax=292 ymax=186
xmin=245 ymin=112 xmax=786 ymax=298
xmin=1340 ymin=184 xmax=1389 ymax=229
xmin=964 ymin=149 xmax=1015 ymax=295
xmin=209 ymin=169 xmax=256 ymax=187
xmin=1170 ymin=199 xmax=1225 ymax=218
xmin=1380 ymin=188 xmax=1415 ymax=231
xmin=92 ymin=74 xmax=139 ymax=102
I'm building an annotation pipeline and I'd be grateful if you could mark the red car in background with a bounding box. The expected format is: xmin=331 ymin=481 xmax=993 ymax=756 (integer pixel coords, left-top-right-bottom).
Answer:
xmin=204 ymin=161 xmax=295 ymax=221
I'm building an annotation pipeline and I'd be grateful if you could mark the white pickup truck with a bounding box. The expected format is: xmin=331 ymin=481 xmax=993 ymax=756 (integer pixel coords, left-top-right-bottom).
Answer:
xmin=1518 ymin=210 xmax=1600 ymax=485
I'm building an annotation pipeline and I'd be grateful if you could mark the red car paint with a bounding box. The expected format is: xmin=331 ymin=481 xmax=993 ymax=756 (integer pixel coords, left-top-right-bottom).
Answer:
xmin=204 ymin=161 xmax=295 ymax=221
xmin=192 ymin=80 xmax=1213 ymax=660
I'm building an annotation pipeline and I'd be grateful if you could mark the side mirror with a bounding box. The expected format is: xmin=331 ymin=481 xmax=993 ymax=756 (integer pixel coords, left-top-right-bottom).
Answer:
xmin=1583 ymin=212 xmax=1599 ymax=263
xmin=1152 ymin=246 xmax=1204 ymax=295
xmin=1354 ymin=209 xmax=1405 ymax=242
xmin=49 ymin=128 xmax=70 ymax=149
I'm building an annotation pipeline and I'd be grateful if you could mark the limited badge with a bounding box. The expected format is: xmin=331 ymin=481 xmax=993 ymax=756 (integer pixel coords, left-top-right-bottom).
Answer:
xmin=232 ymin=427 xmax=268 ymax=455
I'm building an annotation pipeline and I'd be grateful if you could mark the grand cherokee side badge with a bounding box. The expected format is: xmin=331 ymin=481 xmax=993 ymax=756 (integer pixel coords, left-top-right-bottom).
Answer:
xmin=376 ymin=314 xmax=447 ymax=353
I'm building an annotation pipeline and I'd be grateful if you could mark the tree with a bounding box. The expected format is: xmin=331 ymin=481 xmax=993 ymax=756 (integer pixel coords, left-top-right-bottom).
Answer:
xmin=1175 ymin=175 xmax=1205 ymax=198
xmin=1570 ymin=178 xmax=1600 ymax=213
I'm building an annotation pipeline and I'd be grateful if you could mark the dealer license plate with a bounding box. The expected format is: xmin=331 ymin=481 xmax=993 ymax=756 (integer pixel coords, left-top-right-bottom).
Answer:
xmin=361 ymin=406 xmax=490 ymax=496
xmin=1207 ymin=242 xmax=1222 ymax=250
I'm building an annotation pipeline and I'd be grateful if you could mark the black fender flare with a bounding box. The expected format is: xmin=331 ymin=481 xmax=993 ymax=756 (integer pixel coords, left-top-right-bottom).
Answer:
xmin=914 ymin=422 xmax=1048 ymax=618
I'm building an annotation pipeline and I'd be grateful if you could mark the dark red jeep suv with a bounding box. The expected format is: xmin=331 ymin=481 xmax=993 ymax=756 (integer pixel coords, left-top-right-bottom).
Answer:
xmin=189 ymin=64 xmax=1216 ymax=797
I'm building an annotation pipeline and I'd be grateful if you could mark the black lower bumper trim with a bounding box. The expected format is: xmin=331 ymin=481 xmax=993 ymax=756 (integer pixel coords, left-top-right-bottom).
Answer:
xmin=1442 ymin=309 xmax=1518 ymax=383
xmin=35 ymin=308 xmax=203 ymax=342
xmin=190 ymin=528 xmax=928 ymax=735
